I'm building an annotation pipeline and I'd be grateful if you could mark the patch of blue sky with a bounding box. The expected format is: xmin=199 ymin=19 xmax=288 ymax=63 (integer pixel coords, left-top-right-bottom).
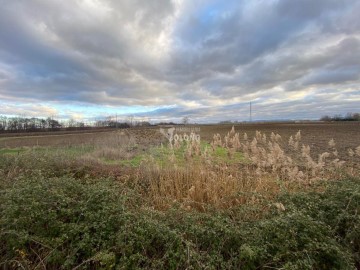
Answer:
xmin=51 ymin=103 xmax=178 ymax=120
xmin=197 ymin=0 xmax=239 ymax=24
xmin=175 ymin=0 xmax=239 ymax=45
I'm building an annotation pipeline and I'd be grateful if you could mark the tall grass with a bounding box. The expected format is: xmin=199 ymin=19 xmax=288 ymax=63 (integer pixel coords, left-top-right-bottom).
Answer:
xmin=134 ymin=127 xmax=360 ymax=210
xmin=81 ymin=130 xmax=137 ymax=162
xmin=2 ymin=127 xmax=358 ymax=212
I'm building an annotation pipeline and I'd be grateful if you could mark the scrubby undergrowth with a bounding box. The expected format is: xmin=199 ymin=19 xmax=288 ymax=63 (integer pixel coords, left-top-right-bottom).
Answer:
xmin=1 ymin=127 xmax=360 ymax=269
xmin=1 ymin=174 xmax=359 ymax=269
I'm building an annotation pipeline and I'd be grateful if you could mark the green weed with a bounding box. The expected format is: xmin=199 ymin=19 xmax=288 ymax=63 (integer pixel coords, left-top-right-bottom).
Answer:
xmin=0 ymin=148 xmax=27 ymax=155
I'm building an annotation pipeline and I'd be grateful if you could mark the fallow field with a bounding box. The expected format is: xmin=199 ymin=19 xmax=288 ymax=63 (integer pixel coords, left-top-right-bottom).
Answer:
xmin=1 ymin=122 xmax=360 ymax=269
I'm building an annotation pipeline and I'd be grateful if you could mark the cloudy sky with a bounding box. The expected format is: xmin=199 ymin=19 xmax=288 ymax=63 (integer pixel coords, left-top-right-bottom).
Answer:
xmin=0 ymin=0 xmax=359 ymax=122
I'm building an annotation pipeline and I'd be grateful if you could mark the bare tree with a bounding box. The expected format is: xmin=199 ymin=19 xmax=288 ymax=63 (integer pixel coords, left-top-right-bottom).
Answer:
xmin=182 ymin=116 xmax=189 ymax=125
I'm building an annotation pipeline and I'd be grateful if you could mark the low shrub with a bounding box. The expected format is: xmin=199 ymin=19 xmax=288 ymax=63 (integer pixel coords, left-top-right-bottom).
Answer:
xmin=1 ymin=176 xmax=359 ymax=269
xmin=0 ymin=176 xmax=133 ymax=268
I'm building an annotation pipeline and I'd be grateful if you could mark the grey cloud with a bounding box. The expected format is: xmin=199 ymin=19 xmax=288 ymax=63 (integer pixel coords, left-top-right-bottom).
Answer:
xmin=303 ymin=68 xmax=360 ymax=86
xmin=167 ymin=0 xmax=354 ymax=80
xmin=275 ymin=0 xmax=350 ymax=20
xmin=195 ymin=35 xmax=360 ymax=98
xmin=0 ymin=0 xmax=177 ymax=102
xmin=0 ymin=0 xmax=359 ymax=121
xmin=134 ymin=93 xmax=360 ymax=123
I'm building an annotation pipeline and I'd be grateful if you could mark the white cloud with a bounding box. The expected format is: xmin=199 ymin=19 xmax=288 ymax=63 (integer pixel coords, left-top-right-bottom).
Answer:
xmin=0 ymin=103 xmax=58 ymax=118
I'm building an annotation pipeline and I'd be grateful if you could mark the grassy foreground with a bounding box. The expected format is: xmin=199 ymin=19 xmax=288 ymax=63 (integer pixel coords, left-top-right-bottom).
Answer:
xmin=0 ymin=127 xmax=359 ymax=269
xmin=0 ymin=166 xmax=359 ymax=268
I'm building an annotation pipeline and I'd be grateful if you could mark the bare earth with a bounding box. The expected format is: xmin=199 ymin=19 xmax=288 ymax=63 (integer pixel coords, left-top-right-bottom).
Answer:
xmin=1 ymin=122 xmax=359 ymax=164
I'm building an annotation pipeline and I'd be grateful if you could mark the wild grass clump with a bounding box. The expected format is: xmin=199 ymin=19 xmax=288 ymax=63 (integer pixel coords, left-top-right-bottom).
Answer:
xmin=135 ymin=127 xmax=360 ymax=210
xmin=81 ymin=131 xmax=135 ymax=159
xmin=2 ymin=126 xmax=357 ymax=213
xmin=241 ymin=129 xmax=357 ymax=184
xmin=136 ymin=157 xmax=280 ymax=211
xmin=79 ymin=131 xmax=141 ymax=166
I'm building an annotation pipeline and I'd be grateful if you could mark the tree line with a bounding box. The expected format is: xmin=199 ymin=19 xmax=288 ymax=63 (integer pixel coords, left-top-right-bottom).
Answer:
xmin=320 ymin=112 xmax=360 ymax=122
xmin=0 ymin=116 xmax=63 ymax=132
xmin=0 ymin=115 xmax=151 ymax=133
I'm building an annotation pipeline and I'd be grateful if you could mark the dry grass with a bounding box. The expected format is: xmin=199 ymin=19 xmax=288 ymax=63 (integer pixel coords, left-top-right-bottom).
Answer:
xmin=81 ymin=130 xmax=137 ymax=161
xmin=133 ymin=127 xmax=360 ymax=211
xmin=135 ymin=156 xmax=279 ymax=211
xmin=33 ymin=125 xmax=358 ymax=211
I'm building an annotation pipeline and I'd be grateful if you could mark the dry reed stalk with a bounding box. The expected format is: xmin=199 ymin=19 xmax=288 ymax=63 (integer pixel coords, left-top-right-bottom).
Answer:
xmin=356 ymin=146 xmax=360 ymax=156
xmin=328 ymin=138 xmax=336 ymax=148
xmin=131 ymin=127 xmax=356 ymax=211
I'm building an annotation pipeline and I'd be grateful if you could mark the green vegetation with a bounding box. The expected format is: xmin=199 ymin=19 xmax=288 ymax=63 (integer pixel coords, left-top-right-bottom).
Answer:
xmin=0 ymin=148 xmax=27 ymax=155
xmin=0 ymin=145 xmax=93 ymax=157
xmin=1 ymin=171 xmax=359 ymax=269
xmin=212 ymin=145 xmax=244 ymax=163
xmin=147 ymin=143 xmax=244 ymax=167
xmin=86 ymin=141 xmax=244 ymax=168
xmin=101 ymin=154 xmax=144 ymax=167
xmin=0 ymin=128 xmax=359 ymax=269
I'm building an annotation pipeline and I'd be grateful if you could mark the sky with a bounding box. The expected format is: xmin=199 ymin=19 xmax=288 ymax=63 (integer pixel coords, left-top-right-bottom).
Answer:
xmin=0 ymin=0 xmax=360 ymax=123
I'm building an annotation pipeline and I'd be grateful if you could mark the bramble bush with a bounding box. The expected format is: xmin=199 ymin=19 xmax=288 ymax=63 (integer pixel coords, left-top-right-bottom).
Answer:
xmin=1 ymin=175 xmax=359 ymax=269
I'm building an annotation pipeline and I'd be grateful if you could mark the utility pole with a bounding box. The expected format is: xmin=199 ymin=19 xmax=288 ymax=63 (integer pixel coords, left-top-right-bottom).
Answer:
xmin=249 ymin=101 xmax=252 ymax=122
